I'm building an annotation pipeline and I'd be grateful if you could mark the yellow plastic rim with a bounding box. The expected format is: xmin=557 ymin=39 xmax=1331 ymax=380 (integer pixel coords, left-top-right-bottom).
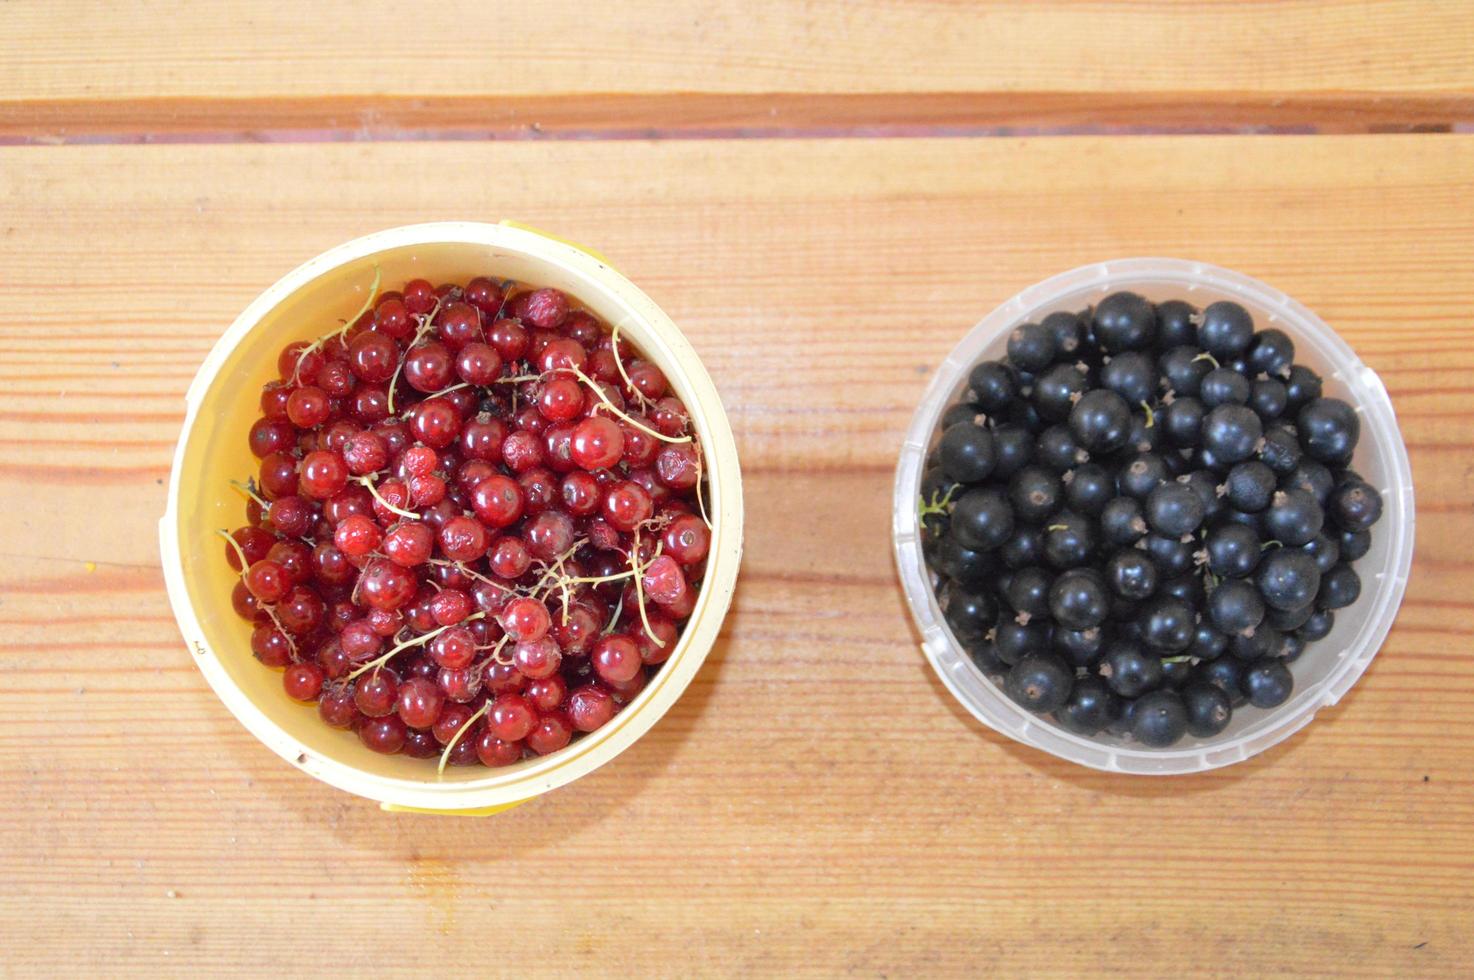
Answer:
xmin=161 ymin=222 xmax=743 ymax=810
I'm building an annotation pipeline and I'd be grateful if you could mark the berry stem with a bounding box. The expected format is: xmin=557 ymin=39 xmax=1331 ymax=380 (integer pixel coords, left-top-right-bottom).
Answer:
xmin=386 ymin=297 xmax=442 ymax=415
xmin=356 ymin=475 xmax=419 ymax=519
xmin=565 ymin=364 xmax=691 ymax=444
xmin=630 ymin=526 xmax=660 ymax=644
xmin=609 ymin=323 xmax=652 ymax=410
xmin=436 ymin=700 xmax=490 ymax=777
xmin=346 ymin=614 xmax=485 ymax=682
xmin=294 ymin=265 xmax=381 ymax=381
xmin=229 ymin=479 xmax=269 ymax=509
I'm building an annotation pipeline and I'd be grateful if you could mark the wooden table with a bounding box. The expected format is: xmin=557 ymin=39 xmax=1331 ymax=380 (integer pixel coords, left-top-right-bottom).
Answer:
xmin=2 ymin=3 xmax=1472 ymax=976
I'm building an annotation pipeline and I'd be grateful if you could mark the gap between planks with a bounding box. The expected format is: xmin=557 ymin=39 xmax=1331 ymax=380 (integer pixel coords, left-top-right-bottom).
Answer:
xmin=1 ymin=91 xmax=1471 ymax=144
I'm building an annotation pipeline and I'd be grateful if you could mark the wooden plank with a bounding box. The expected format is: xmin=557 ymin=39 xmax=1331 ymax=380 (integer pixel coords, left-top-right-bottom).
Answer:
xmin=1 ymin=1 xmax=1472 ymax=137
xmin=2 ymin=136 xmax=1472 ymax=976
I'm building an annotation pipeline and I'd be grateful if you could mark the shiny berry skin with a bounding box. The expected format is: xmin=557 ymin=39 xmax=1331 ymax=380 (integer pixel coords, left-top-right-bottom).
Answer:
xmin=501 ymin=430 xmax=544 ymax=473
xmin=514 ymin=637 xmax=562 ymax=680
xmin=1131 ymin=690 xmax=1189 ymax=747
xmin=283 ymin=663 xmax=324 ymax=701
xmin=602 ymin=481 xmax=653 ymax=532
xmin=537 ymin=377 xmax=585 ymax=422
xmin=244 ymin=559 xmax=290 ymax=602
xmin=476 ymin=731 xmax=524 ymax=767
xmin=488 ymin=536 xmax=532 ymax=579
xmin=662 ymin=513 xmax=711 ymax=565
xmin=1005 ymin=653 xmax=1073 ymax=713
xmin=381 ymin=522 xmax=432 ymax=567
xmin=567 ymin=685 xmax=616 ymax=732
xmin=359 ymin=715 xmax=408 ymax=755
xmin=501 ymin=597 xmax=551 ymax=642
xmin=642 ymin=555 xmax=689 ymax=608
xmin=437 ymin=515 xmax=488 ymax=562
xmin=570 ymin=416 xmax=625 ymax=470
xmin=298 ymin=450 xmax=348 ymax=499
xmin=354 ymin=669 xmax=400 ymax=718
xmin=358 ymin=558 xmax=417 ymax=611
xmin=592 ymin=635 xmax=642 ymax=684
xmin=524 ymin=510 xmax=575 ymax=561
xmin=395 ymin=676 xmax=445 ymax=730
xmin=428 ymin=626 xmax=476 ymax=669
xmin=518 ymin=288 xmax=570 ymax=329
xmin=526 ymin=711 xmax=574 ymax=755
xmin=333 ymin=514 xmax=382 ymax=557
xmin=409 ymin=398 xmax=462 ymax=449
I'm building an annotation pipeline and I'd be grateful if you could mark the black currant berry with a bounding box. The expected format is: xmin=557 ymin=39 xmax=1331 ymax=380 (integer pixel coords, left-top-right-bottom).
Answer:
xmin=1005 ymin=653 xmax=1073 ymax=713
xmin=1223 ymin=460 xmax=1276 ymax=512
xmin=1196 ymin=301 xmax=1254 ymax=357
xmin=1255 ymin=549 xmax=1322 ymax=612
xmin=1055 ymin=676 xmax=1120 ymax=735
xmin=1208 ymin=579 xmax=1265 ymax=636
xmin=939 ymin=421 xmax=997 ymax=483
xmin=1263 ymin=488 xmax=1324 ymax=547
xmin=952 ymin=488 xmax=1016 ymax=552
xmin=1048 ymin=569 xmax=1110 ymax=630
xmin=1241 ymin=659 xmax=1294 ymax=708
xmin=1156 ymin=300 xmax=1199 ymax=348
xmin=1205 ymin=522 xmax=1262 ymax=579
xmin=1328 ymin=478 xmax=1383 ymax=533
xmin=1101 ymin=642 xmax=1162 ymax=698
xmin=1138 ymin=596 xmax=1195 ymax=654
xmin=1093 ymin=292 xmax=1157 ymax=352
xmin=1201 ymin=404 xmax=1263 ymax=464
xmin=1297 ymin=397 xmax=1360 ymax=464
xmin=968 ymin=360 xmax=1017 ymax=413
xmin=1183 ymin=682 xmax=1233 ymax=737
xmin=1316 ymin=563 xmax=1361 ymax=610
xmin=1131 ymin=690 xmax=1189 ymax=747
xmin=1145 ymin=481 xmax=1206 ymax=537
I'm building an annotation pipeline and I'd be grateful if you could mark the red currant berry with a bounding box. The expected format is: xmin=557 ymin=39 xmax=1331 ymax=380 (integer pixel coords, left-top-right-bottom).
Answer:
xmin=396 ymin=676 xmax=445 ymax=730
xmin=592 ymin=635 xmax=642 ymax=684
xmin=283 ymin=662 xmax=324 ymax=701
xmin=567 ymin=684 xmax=616 ymax=732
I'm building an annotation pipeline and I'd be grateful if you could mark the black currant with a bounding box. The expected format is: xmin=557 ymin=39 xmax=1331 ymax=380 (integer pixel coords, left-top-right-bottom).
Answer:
xmin=1317 ymin=563 xmax=1361 ymax=610
xmin=1156 ymin=300 xmax=1199 ymax=348
xmin=1201 ymin=404 xmax=1263 ymax=464
xmin=1196 ymin=301 xmax=1254 ymax=357
xmin=1241 ymin=659 xmax=1294 ymax=708
xmin=1328 ymin=478 xmax=1383 ymax=533
xmin=1064 ymin=463 xmax=1115 ymax=515
xmin=1093 ymin=291 xmax=1158 ymax=352
xmin=1263 ymin=488 xmax=1324 ymax=546
xmin=1255 ymin=548 xmax=1322 ymax=612
xmin=1005 ymin=653 xmax=1074 ymax=713
xmin=1205 ymin=522 xmax=1262 ymax=579
xmin=1297 ymin=397 xmax=1360 ymax=464
xmin=1223 ymin=460 xmax=1276 ymax=512
xmin=1183 ymin=682 xmax=1233 ymax=737
xmin=968 ymin=360 xmax=1018 ymax=413
xmin=1208 ymin=578 xmax=1265 ymax=636
xmin=1048 ymin=568 xmax=1110 ymax=630
xmin=1101 ymin=642 xmax=1162 ymax=698
xmin=1145 ymin=481 xmax=1206 ymax=537
xmin=1247 ymin=328 xmax=1295 ymax=377
xmin=1131 ymin=690 xmax=1189 ymax=747
xmin=939 ymin=421 xmax=997 ymax=483
xmin=952 ymin=488 xmax=1016 ymax=551
xmin=1055 ymin=676 xmax=1121 ymax=735
xmin=1106 ymin=548 xmax=1159 ymax=600
xmin=1069 ymin=389 xmax=1132 ymax=453
xmin=1009 ymin=466 xmax=1063 ymax=523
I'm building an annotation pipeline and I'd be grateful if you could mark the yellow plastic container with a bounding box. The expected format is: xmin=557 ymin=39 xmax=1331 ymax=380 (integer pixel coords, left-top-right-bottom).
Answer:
xmin=160 ymin=222 xmax=743 ymax=812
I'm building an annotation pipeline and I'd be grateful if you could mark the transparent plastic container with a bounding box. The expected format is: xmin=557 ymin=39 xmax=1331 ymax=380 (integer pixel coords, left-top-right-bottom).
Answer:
xmin=162 ymin=222 xmax=743 ymax=812
xmin=893 ymin=259 xmax=1414 ymax=775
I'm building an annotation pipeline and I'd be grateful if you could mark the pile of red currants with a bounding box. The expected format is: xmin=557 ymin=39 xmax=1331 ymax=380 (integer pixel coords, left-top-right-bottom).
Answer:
xmin=223 ymin=272 xmax=710 ymax=770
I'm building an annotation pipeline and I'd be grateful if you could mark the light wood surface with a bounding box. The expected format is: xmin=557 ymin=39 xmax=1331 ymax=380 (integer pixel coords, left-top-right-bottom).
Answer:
xmin=1 ymin=136 xmax=1472 ymax=976
xmin=1 ymin=1 xmax=1472 ymax=136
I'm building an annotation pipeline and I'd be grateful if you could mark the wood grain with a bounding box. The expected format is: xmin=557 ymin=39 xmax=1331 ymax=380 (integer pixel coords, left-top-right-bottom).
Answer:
xmin=2 ymin=136 xmax=1473 ymax=977
xmin=1 ymin=1 xmax=1472 ymax=138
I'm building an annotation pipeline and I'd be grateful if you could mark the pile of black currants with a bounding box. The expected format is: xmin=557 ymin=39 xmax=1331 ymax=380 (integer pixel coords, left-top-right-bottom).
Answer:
xmin=919 ymin=293 xmax=1384 ymax=748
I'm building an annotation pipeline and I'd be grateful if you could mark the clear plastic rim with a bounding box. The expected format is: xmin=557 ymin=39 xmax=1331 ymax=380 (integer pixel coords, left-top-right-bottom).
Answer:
xmin=893 ymin=258 xmax=1416 ymax=775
